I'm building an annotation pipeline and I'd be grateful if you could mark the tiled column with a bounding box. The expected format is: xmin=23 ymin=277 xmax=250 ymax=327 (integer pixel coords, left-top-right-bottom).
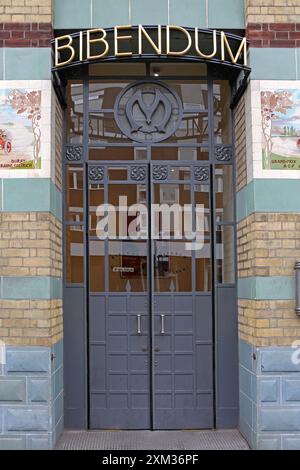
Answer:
xmin=0 ymin=1 xmax=64 ymax=450
xmin=237 ymin=1 xmax=300 ymax=450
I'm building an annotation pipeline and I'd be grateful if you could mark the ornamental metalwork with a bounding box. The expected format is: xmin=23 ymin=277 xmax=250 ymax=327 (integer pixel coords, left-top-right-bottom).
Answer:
xmin=114 ymin=81 xmax=183 ymax=143
xmin=215 ymin=145 xmax=233 ymax=162
xmin=88 ymin=166 xmax=104 ymax=181
xmin=194 ymin=166 xmax=209 ymax=182
xmin=152 ymin=165 xmax=168 ymax=180
xmin=130 ymin=166 xmax=147 ymax=181
xmin=66 ymin=145 xmax=83 ymax=161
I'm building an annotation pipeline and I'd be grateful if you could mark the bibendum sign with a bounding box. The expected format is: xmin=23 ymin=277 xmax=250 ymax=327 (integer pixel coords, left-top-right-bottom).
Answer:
xmin=53 ymin=25 xmax=248 ymax=70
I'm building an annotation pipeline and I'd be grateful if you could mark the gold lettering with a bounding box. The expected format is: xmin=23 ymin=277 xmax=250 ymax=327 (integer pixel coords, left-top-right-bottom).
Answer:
xmin=87 ymin=28 xmax=109 ymax=60
xmin=55 ymin=35 xmax=75 ymax=67
xmin=221 ymin=32 xmax=247 ymax=66
xmin=114 ymin=25 xmax=133 ymax=57
xmin=166 ymin=25 xmax=192 ymax=56
xmin=79 ymin=31 xmax=83 ymax=62
xmin=195 ymin=29 xmax=217 ymax=59
xmin=138 ymin=25 xmax=162 ymax=55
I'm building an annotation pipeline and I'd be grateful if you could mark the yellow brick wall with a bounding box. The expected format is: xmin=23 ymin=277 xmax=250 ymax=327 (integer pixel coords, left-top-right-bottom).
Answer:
xmin=239 ymin=299 xmax=300 ymax=347
xmin=0 ymin=0 xmax=52 ymax=23
xmin=0 ymin=299 xmax=62 ymax=346
xmin=237 ymin=213 xmax=300 ymax=278
xmin=238 ymin=212 xmax=300 ymax=347
xmin=234 ymin=94 xmax=247 ymax=192
xmin=246 ymin=0 xmax=300 ymax=23
xmin=0 ymin=212 xmax=62 ymax=277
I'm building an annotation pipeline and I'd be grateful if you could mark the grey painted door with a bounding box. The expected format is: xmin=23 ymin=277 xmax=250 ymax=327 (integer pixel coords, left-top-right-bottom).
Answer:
xmin=89 ymin=162 xmax=213 ymax=429
xmin=151 ymin=163 xmax=214 ymax=429
xmin=89 ymin=164 xmax=151 ymax=429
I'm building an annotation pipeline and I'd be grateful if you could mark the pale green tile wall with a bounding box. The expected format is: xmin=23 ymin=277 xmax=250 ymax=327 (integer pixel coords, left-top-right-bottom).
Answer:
xmin=3 ymin=48 xmax=51 ymax=80
xmin=54 ymin=0 xmax=91 ymax=29
xmin=92 ymin=0 xmax=129 ymax=27
xmin=169 ymin=0 xmax=206 ymax=28
xmin=53 ymin=0 xmax=246 ymax=30
xmin=208 ymin=0 xmax=245 ymax=29
xmin=131 ymin=0 xmax=168 ymax=25
xmin=250 ymin=48 xmax=298 ymax=80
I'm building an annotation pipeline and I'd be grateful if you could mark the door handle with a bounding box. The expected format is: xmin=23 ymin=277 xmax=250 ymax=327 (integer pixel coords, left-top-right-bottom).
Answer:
xmin=160 ymin=314 xmax=165 ymax=334
xmin=137 ymin=314 xmax=141 ymax=334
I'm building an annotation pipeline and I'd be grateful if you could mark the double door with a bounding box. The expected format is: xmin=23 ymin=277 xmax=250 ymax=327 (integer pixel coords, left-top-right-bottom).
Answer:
xmin=88 ymin=162 xmax=213 ymax=429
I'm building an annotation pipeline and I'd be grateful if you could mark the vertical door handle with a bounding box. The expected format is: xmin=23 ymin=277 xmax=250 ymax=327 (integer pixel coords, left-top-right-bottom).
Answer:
xmin=137 ymin=314 xmax=141 ymax=334
xmin=160 ymin=314 xmax=165 ymax=334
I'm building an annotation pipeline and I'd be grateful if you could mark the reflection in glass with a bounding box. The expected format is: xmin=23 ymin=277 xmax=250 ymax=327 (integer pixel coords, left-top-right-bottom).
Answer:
xmin=215 ymin=165 xmax=234 ymax=223
xmin=89 ymin=183 xmax=104 ymax=236
xmin=150 ymin=63 xmax=207 ymax=77
xmin=166 ymin=81 xmax=208 ymax=110
xmin=217 ymin=225 xmax=235 ymax=284
xmin=89 ymin=63 xmax=146 ymax=76
xmin=89 ymin=81 xmax=130 ymax=110
xmin=65 ymin=165 xmax=84 ymax=222
xmin=66 ymin=225 xmax=84 ymax=284
xmin=108 ymin=184 xmax=147 ymax=239
xmin=196 ymin=242 xmax=211 ymax=292
xmin=89 ymin=240 xmax=105 ymax=292
xmin=66 ymin=81 xmax=83 ymax=144
xmin=169 ymin=167 xmax=190 ymax=181
xmin=108 ymin=241 xmax=147 ymax=292
xmin=89 ymin=147 xmax=147 ymax=161
xmin=151 ymin=147 xmax=209 ymax=161
xmin=88 ymin=113 xmax=130 ymax=144
xmin=195 ymin=184 xmax=210 ymax=238
xmin=169 ymin=112 xmax=209 ymax=144
xmin=153 ymin=184 xmax=190 ymax=239
xmin=108 ymin=167 xmax=128 ymax=180
xmin=154 ymin=241 xmax=192 ymax=292
xmin=214 ymin=81 xmax=232 ymax=144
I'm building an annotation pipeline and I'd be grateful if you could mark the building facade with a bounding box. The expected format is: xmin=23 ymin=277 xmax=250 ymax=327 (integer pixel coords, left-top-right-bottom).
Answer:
xmin=0 ymin=0 xmax=299 ymax=450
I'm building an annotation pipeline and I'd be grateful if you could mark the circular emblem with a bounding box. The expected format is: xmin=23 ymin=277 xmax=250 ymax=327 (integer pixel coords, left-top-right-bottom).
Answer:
xmin=114 ymin=81 xmax=183 ymax=143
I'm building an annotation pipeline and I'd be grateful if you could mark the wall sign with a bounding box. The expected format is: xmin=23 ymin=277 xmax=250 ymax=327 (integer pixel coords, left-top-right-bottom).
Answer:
xmin=261 ymin=88 xmax=300 ymax=170
xmin=53 ymin=25 xmax=248 ymax=70
xmin=0 ymin=85 xmax=43 ymax=170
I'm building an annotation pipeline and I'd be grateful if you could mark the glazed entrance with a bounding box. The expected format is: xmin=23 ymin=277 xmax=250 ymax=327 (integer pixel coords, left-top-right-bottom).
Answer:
xmin=63 ymin=62 xmax=237 ymax=430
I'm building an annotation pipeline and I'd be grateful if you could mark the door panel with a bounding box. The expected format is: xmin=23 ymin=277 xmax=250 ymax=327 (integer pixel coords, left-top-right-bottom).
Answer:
xmin=89 ymin=162 xmax=214 ymax=429
xmin=151 ymin=163 xmax=214 ymax=429
xmin=89 ymin=164 xmax=151 ymax=429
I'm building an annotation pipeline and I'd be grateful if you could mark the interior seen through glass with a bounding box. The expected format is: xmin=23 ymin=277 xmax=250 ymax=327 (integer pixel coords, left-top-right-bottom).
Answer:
xmin=65 ymin=63 xmax=234 ymax=292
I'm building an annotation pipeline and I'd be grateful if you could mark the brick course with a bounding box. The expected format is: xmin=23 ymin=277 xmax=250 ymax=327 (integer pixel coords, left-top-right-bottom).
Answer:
xmin=0 ymin=0 xmax=52 ymax=23
xmin=246 ymin=0 xmax=300 ymax=24
xmin=0 ymin=298 xmax=62 ymax=346
xmin=237 ymin=213 xmax=300 ymax=278
xmin=0 ymin=212 xmax=62 ymax=277
xmin=0 ymin=22 xmax=52 ymax=47
xmin=247 ymin=23 xmax=300 ymax=47
xmin=239 ymin=299 xmax=300 ymax=347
